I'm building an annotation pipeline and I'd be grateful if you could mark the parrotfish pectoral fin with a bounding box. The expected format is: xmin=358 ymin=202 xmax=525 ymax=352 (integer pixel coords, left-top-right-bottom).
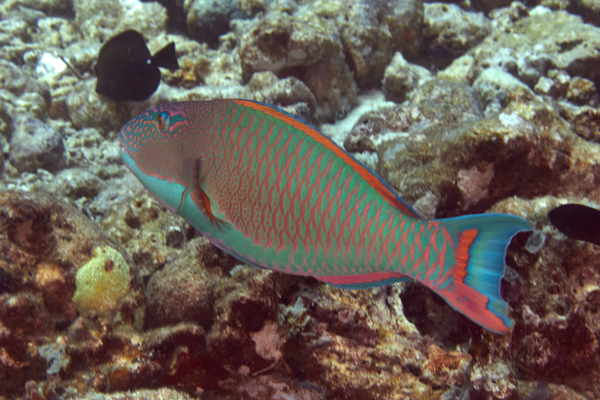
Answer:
xmin=189 ymin=159 xmax=228 ymax=230
xmin=428 ymin=213 xmax=533 ymax=334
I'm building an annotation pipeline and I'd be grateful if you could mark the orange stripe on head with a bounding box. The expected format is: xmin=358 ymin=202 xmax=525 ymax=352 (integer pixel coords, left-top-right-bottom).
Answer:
xmin=232 ymin=99 xmax=421 ymax=219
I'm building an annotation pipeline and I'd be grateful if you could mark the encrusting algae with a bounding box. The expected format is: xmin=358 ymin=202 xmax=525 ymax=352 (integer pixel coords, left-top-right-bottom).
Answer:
xmin=72 ymin=245 xmax=131 ymax=315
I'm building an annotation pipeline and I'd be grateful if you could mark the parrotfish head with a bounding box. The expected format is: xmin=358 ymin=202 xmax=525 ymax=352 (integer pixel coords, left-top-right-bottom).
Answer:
xmin=118 ymin=103 xmax=191 ymax=214
xmin=119 ymin=105 xmax=185 ymax=158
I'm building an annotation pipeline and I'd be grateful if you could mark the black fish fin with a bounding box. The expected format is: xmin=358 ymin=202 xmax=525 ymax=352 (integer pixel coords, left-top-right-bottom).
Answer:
xmin=152 ymin=42 xmax=179 ymax=71
xmin=548 ymin=203 xmax=600 ymax=246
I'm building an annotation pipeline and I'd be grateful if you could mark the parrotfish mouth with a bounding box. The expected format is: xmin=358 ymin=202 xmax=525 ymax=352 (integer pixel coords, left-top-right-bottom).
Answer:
xmin=119 ymin=145 xmax=138 ymax=184
xmin=118 ymin=128 xmax=133 ymax=157
xmin=120 ymin=144 xmax=180 ymax=214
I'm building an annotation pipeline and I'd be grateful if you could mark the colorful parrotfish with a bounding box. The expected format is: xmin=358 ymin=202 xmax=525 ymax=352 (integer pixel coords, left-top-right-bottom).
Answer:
xmin=119 ymin=99 xmax=532 ymax=334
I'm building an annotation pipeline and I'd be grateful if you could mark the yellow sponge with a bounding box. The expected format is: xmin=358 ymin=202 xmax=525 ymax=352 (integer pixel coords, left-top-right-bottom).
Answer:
xmin=72 ymin=246 xmax=131 ymax=315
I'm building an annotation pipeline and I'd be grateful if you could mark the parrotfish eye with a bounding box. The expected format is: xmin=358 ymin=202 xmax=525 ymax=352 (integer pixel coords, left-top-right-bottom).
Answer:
xmin=156 ymin=112 xmax=171 ymax=133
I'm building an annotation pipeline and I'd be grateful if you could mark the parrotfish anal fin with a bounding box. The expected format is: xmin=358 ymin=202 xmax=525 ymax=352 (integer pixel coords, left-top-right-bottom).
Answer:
xmin=187 ymin=159 xmax=228 ymax=229
xmin=209 ymin=240 xmax=271 ymax=271
xmin=314 ymin=271 xmax=409 ymax=289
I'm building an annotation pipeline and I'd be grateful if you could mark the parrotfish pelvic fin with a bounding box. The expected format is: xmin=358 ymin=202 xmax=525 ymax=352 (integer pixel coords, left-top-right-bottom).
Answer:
xmin=176 ymin=185 xmax=192 ymax=215
xmin=190 ymin=159 xmax=228 ymax=230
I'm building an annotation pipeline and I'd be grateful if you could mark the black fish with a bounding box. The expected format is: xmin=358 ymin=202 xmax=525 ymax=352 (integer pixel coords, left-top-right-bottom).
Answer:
xmin=95 ymin=30 xmax=179 ymax=101
xmin=547 ymin=203 xmax=600 ymax=246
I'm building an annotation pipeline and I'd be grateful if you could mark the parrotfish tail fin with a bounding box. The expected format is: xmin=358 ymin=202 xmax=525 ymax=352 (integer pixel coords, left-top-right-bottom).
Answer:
xmin=152 ymin=42 xmax=179 ymax=71
xmin=429 ymin=213 xmax=532 ymax=334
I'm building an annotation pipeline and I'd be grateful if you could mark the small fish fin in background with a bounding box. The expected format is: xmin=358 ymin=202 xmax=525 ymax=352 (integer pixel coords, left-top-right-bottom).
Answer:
xmin=94 ymin=30 xmax=179 ymax=102
xmin=151 ymin=42 xmax=179 ymax=71
xmin=547 ymin=203 xmax=600 ymax=246
xmin=423 ymin=213 xmax=533 ymax=333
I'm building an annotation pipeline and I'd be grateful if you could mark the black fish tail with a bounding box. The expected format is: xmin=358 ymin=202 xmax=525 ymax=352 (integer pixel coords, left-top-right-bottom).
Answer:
xmin=152 ymin=42 xmax=179 ymax=71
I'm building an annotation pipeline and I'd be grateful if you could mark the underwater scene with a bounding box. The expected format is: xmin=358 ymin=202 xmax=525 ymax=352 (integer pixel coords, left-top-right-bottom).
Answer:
xmin=1 ymin=0 xmax=600 ymax=399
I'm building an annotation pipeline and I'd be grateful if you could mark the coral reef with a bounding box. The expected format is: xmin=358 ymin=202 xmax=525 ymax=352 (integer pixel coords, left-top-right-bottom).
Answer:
xmin=1 ymin=0 xmax=600 ymax=399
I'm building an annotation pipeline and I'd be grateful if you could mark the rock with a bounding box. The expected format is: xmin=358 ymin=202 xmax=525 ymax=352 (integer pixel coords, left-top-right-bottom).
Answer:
xmin=0 ymin=267 xmax=11 ymax=294
xmin=98 ymin=184 xmax=192 ymax=281
xmin=207 ymin=267 xmax=285 ymax=374
xmin=566 ymin=76 xmax=598 ymax=106
xmin=471 ymin=7 xmax=600 ymax=88
xmin=74 ymin=0 xmax=167 ymax=41
xmin=472 ymin=67 xmax=532 ymax=115
xmin=468 ymin=0 xmax=513 ymax=13
xmin=247 ymin=71 xmax=317 ymax=121
xmin=145 ymin=241 xmax=215 ymax=328
xmin=343 ymin=129 xmax=377 ymax=153
xmin=344 ymin=109 xmax=390 ymax=154
xmin=533 ymin=69 xmax=571 ymax=98
xmin=53 ymin=168 xmax=103 ymax=200
xmin=300 ymin=46 xmax=357 ymax=121
xmin=0 ymin=96 xmax=13 ymax=138
xmin=9 ymin=116 xmax=65 ymax=173
xmin=437 ymin=53 xmax=477 ymax=83
xmin=0 ymin=16 xmax=31 ymax=62
xmin=518 ymin=382 xmax=588 ymax=400
xmin=65 ymin=80 xmax=137 ymax=135
xmin=76 ymin=388 xmax=198 ymax=400
xmin=382 ymin=52 xmax=431 ymax=103
xmin=186 ymin=0 xmax=239 ymax=48
xmin=237 ymin=11 xmax=328 ymax=74
xmin=470 ymin=360 xmax=518 ymax=399
xmin=2 ymin=0 xmax=74 ymax=18
xmin=217 ymin=372 xmax=326 ymax=400
xmin=237 ymin=8 xmax=357 ymax=121
xmin=279 ymin=284 xmax=471 ymax=399
xmin=578 ymin=0 xmax=600 ymax=25
xmin=0 ymin=60 xmax=28 ymax=96
xmin=423 ymin=3 xmax=491 ymax=67
xmin=373 ymin=81 xmax=600 ymax=217
xmin=563 ymin=105 xmax=600 ymax=143
xmin=335 ymin=0 xmax=423 ymax=87
xmin=153 ymin=0 xmax=187 ymax=33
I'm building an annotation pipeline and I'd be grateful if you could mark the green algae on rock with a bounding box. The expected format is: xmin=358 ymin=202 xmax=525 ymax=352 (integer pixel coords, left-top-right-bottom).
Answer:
xmin=72 ymin=245 xmax=132 ymax=315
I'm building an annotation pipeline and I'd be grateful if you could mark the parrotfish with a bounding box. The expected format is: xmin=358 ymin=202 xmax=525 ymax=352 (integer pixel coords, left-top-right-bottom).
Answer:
xmin=119 ymin=99 xmax=532 ymax=333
